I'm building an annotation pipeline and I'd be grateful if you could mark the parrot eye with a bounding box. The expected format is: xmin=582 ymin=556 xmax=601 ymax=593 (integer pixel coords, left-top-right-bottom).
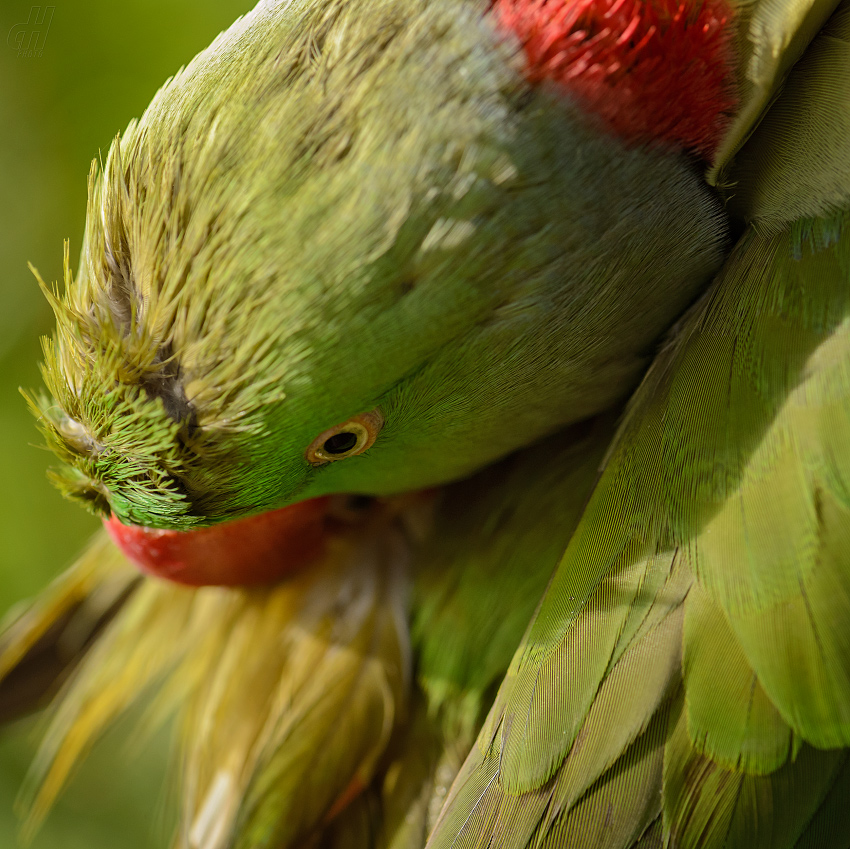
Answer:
xmin=306 ymin=409 xmax=384 ymax=465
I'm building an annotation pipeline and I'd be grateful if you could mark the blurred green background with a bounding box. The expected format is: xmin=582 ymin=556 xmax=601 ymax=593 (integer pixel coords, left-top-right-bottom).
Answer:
xmin=0 ymin=2 xmax=253 ymax=845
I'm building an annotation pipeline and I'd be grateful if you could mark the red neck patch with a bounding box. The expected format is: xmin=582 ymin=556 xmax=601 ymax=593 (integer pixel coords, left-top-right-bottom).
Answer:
xmin=490 ymin=0 xmax=736 ymax=158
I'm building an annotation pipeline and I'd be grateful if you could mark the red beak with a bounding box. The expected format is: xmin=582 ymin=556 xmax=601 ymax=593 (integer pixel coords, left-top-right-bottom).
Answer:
xmin=104 ymin=497 xmax=332 ymax=587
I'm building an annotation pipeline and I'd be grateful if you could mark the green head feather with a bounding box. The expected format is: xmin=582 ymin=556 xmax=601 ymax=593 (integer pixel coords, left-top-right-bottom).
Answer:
xmin=33 ymin=0 xmax=727 ymax=528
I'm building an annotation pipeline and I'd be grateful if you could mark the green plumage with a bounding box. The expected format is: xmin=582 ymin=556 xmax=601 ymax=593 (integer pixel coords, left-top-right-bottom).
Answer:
xmin=31 ymin=0 xmax=724 ymax=527
xmin=0 ymin=0 xmax=848 ymax=846
xmin=427 ymin=0 xmax=850 ymax=841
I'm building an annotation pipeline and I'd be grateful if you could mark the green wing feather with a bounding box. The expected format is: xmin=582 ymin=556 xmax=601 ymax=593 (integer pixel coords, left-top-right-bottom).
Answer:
xmin=682 ymin=583 xmax=796 ymax=775
xmin=710 ymin=0 xmax=841 ymax=179
xmin=724 ymin=0 xmax=850 ymax=228
xmin=385 ymin=419 xmax=617 ymax=848
xmin=429 ymin=215 xmax=850 ymax=849
xmin=792 ymin=754 xmax=850 ymax=848
xmin=412 ymin=417 xmax=615 ymax=737
xmin=428 ymin=0 xmax=850 ymax=839
xmin=663 ymin=697 xmax=847 ymax=849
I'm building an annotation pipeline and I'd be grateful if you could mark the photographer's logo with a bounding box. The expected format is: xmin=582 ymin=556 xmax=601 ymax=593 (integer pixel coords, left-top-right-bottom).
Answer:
xmin=7 ymin=6 xmax=54 ymax=57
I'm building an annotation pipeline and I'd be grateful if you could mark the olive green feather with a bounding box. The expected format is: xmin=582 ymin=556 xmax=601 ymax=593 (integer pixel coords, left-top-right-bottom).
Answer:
xmin=682 ymin=583 xmax=797 ymax=775
xmin=662 ymin=694 xmax=847 ymax=849
xmin=412 ymin=416 xmax=616 ymax=738
xmin=710 ymin=0 xmax=842 ymax=178
xmin=792 ymin=754 xmax=850 ymax=848
xmin=724 ymin=0 xmax=850 ymax=228
xmin=428 ymin=211 xmax=850 ymax=847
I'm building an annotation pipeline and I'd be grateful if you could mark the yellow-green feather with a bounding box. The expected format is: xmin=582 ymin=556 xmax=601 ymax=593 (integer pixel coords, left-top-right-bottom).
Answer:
xmin=428 ymin=212 xmax=850 ymax=847
xmin=724 ymin=0 xmax=850 ymax=229
xmin=683 ymin=583 xmax=796 ymax=775
xmin=710 ymin=0 xmax=842 ymax=180
xmin=427 ymin=2 xmax=850 ymax=827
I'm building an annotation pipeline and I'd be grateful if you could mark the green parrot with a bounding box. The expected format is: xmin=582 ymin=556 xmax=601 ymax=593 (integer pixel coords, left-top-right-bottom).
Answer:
xmin=1 ymin=0 xmax=849 ymax=846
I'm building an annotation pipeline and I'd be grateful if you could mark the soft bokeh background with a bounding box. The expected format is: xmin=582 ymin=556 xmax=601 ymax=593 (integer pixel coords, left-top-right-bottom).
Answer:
xmin=0 ymin=2 xmax=254 ymax=845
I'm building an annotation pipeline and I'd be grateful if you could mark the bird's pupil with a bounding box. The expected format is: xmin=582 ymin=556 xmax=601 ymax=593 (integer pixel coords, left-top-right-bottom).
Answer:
xmin=323 ymin=431 xmax=359 ymax=455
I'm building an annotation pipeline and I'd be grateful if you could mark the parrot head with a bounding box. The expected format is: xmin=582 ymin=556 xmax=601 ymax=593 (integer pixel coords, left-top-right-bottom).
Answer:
xmin=31 ymin=0 xmax=734 ymax=581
